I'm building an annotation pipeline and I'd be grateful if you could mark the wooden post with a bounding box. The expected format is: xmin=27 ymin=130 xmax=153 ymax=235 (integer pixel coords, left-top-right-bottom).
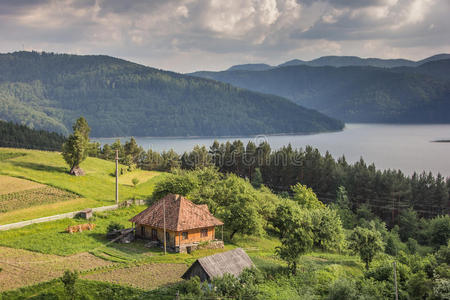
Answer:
xmin=221 ymin=225 xmax=223 ymax=241
xmin=393 ymin=261 xmax=399 ymax=300
xmin=163 ymin=197 xmax=167 ymax=255
xmin=115 ymin=150 xmax=119 ymax=205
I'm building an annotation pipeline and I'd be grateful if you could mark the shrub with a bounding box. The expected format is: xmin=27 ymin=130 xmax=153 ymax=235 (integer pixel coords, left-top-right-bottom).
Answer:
xmin=407 ymin=271 xmax=432 ymax=299
xmin=61 ymin=270 xmax=78 ymax=300
xmin=107 ymin=222 xmax=125 ymax=233
xmin=326 ymin=279 xmax=358 ymax=300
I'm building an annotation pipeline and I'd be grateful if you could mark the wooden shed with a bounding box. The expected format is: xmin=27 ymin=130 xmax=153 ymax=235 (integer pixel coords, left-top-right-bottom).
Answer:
xmin=182 ymin=248 xmax=254 ymax=281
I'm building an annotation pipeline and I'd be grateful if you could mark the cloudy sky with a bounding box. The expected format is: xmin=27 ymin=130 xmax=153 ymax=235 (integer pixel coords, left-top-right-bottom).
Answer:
xmin=1 ymin=0 xmax=449 ymax=72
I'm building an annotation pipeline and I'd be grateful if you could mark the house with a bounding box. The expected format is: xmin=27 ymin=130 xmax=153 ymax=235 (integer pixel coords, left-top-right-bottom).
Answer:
xmin=129 ymin=194 xmax=224 ymax=253
xmin=182 ymin=248 xmax=254 ymax=281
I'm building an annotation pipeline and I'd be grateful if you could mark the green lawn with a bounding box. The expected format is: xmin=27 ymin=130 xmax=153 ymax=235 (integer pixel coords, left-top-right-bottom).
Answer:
xmin=0 ymin=148 xmax=166 ymax=224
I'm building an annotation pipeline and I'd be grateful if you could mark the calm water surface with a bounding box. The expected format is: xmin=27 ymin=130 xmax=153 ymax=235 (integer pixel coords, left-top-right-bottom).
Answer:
xmin=94 ymin=124 xmax=450 ymax=176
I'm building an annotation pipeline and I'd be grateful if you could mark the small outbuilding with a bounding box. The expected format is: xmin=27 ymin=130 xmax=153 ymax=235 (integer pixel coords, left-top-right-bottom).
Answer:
xmin=129 ymin=194 xmax=224 ymax=253
xmin=182 ymin=248 xmax=254 ymax=282
xmin=79 ymin=208 xmax=93 ymax=220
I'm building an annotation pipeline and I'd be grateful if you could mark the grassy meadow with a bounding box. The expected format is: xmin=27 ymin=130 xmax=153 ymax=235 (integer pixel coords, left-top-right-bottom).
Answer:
xmin=0 ymin=148 xmax=166 ymax=224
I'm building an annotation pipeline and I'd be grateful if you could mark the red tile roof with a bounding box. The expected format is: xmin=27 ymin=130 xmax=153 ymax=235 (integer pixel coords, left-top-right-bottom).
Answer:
xmin=129 ymin=194 xmax=223 ymax=231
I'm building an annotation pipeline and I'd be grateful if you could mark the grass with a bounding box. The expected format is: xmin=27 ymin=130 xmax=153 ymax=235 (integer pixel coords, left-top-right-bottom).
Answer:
xmin=0 ymin=152 xmax=25 ymax=161
xmin=0 ymin=206 xmax=145 ymax=255
xmin=0 ymin=175 xmax=44 ymax=195
xmin=0 ymin=246 xmax=114 ymax=292
xmin=82 ymin=263 xmax=187 ymax=290
xmin=0 ymin=186 xmax=79 ymax=213
xmin=0 ymin=147 xmax=166 ymax=224
xmin=0 ymin=279 xmax=150 ymax=300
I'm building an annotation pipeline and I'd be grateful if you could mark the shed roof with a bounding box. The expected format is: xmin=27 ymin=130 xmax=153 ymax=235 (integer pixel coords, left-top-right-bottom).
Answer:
xmin=129 ymin=194 xmax=223 ymax=231
xmin=183 ymin=248 xmax=254 ymax=280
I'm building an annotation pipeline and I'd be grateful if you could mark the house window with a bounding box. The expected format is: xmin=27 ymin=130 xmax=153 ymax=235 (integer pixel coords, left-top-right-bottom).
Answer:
xmin=182 ymin=232 xmax=188 ymax=240
xmin=201 ymin=229 xmax=208 ymax=237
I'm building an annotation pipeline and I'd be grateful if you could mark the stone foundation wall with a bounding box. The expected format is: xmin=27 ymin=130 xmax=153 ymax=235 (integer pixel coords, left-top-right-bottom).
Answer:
xmin=178 ymin=240 xmax=224 ymax=253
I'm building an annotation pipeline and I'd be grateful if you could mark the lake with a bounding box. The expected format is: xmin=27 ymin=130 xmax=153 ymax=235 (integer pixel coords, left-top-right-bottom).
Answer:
xmin=93 ymin=124 xmax=450 ymax=177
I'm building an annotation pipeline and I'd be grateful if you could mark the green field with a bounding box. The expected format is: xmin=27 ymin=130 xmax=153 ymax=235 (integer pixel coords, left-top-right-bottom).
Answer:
xmin=0 ymin=148 xmax=166 ymax=224
xmin=0 ymin=205 xmax=364 ymax=297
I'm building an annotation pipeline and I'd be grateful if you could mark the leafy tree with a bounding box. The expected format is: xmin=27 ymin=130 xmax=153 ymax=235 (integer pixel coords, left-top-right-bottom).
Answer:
xmin=152 ymin=172 xmax=198 ymax=200
xmin=132 ymin=177 xmax=139 ymax=187
xmin=214 ymin=175 xmax=264 ymax=240
xmin=429 ymin=215 xmax=450 ymax=248
xmin=331 ymin=186 xmax=356 ymax=229
xmin=61 ymin=270 xmax=78 ymax=300
xmin=273 ymin=202 xmax=314 ymax=275
xmin=62 ymin=117 xmax=90 ymax=175
xmin=406 ymin=271 xmax=432 ymax=300
xmin=406 ymin=238 xmax=418 ymax=254
xmin=291 ymin=183 xmax=325 ymax=209
xmin=398 ymin=208 xmax=419 ymax=242
xmin=251 ymin=168 xmax=263 ymax=188
xmin=310 ymin=208 xmax=345 ymax=251
xmin=348 ymin=226 xmax=384 ymax=270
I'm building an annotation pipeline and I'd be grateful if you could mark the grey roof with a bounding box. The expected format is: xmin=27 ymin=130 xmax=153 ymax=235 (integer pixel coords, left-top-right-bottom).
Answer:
xmin=186 ymin=248 xmax=254 ymax=279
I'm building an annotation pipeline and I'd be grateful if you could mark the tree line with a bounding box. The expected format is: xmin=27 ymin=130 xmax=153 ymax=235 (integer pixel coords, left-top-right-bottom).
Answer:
xmin=0 ymin=120 xmax=66 ymax=151
xmin=91 ymin=138 xmax=449 ymax=226
xmin=150 ymin=167 xmax=450 ymax=299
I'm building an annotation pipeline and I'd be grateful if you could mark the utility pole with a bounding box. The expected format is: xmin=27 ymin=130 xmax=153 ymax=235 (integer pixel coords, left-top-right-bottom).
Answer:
xmin=115 ymin=150 xmax=119 ymax=205
xmin=163 ymin=197 xmax=167 ymax=255
xmin=393 ymin=261 xmax=399 ymax=300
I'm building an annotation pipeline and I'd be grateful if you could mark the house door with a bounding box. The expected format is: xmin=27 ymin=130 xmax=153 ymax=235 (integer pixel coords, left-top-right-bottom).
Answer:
xmin=151 ymin=229 xmax=157 ymax=241
xmin=141 ymin=226 xmax=145 ymax=237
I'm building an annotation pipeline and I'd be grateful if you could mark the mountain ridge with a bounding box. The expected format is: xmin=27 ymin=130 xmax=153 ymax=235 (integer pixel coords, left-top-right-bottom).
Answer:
xmin=216 ymin=53 xmax=450 ymax=72
xmin=0 ymin=51 xmax=343 ymax=137
xmin=189 ymin=59 xmax=450 ymax=124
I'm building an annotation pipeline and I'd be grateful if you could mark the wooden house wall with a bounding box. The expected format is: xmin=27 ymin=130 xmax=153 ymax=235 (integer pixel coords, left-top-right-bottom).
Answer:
xmin=135 ymin=224 xmax=216 ymax=247
xmin=179 ymin=227 xmax=215 ymax=246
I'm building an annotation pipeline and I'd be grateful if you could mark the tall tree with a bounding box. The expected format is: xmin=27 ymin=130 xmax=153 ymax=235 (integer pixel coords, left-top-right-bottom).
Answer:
xmin=62 ymin=117 xmax=90 ymax=175
xmin=348 ymin=226 xmax=384 ymax=270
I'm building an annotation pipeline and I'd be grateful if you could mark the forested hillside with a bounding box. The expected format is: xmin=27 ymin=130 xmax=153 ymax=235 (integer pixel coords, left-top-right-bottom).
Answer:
xmin=0 ymin=120 xmax=65 ymax=150
xmin=190 ymin=60 xmax=450 ymax=123
xmin=0 ymin=51 xmax=343 ymax=137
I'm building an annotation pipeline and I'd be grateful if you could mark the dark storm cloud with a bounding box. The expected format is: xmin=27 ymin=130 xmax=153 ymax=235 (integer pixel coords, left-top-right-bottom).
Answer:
xmin=0 ymin=0 xmax=448 ymax=72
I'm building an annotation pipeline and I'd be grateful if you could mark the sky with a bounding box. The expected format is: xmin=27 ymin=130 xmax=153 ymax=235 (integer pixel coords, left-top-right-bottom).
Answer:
xmin=1 ymin=0 xmax=449 ymax=73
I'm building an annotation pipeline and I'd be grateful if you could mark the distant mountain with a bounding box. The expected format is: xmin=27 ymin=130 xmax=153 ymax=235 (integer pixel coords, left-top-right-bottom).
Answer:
xmin=189 ymin=61 xmax=450 ymax=124
xmin=416 ymin=54 xmax=450 ymax=65
xmin=0 ymin=51 xmax=343 ymax=137
xmin=297 ymin=56 xmax=417 ymax=68
xmin=392 ymin=59 xmax=450 ymax=81
xmin=227 ymin=63 xmax=272 ymax=71
xmin=203 ymin=54 xmax=450 ymax=72
xmin=278 ymin=59 xmax=306 ymax=67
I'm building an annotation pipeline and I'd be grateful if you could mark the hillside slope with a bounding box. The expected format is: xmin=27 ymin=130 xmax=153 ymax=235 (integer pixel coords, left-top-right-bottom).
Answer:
xmin=190 ymin=63 xmax=450 ymax=123
xmin=0 ymin=51 xmax=343 ymax=137
xmin=0 ymin=147 xmax=164 ymax=224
